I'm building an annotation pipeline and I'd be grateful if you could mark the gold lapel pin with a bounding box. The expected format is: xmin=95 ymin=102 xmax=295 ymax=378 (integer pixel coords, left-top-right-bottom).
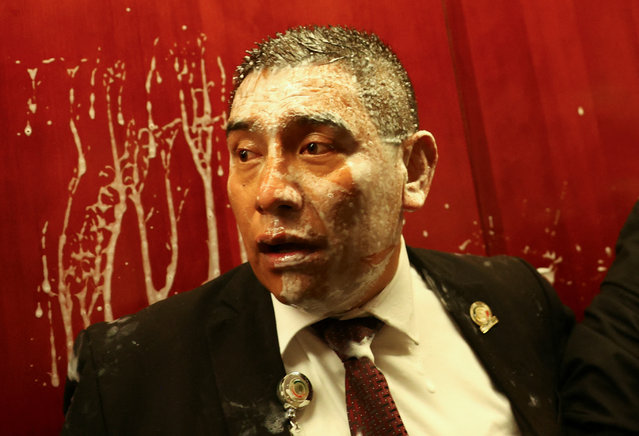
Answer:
xmin=470 ymin=301 xmax=499 ymax=334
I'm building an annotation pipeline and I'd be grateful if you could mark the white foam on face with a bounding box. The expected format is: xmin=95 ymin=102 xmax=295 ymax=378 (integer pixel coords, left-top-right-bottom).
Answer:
xmin=281 ymin=249 xmax=394 ymax=315
xmin=277 ymin=136 xmax=403 ymax=314
xmin=256 ymin=156 xmax=303 ymax=210
xmin=230 ymin=65 xmax=407 ymax=316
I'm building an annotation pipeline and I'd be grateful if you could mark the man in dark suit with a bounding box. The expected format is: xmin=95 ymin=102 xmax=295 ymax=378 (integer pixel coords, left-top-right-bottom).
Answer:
xmin=62 ymin=26 xmax=574 ymax=435
xmin=561 ymin=200 xmax=639 ymax=435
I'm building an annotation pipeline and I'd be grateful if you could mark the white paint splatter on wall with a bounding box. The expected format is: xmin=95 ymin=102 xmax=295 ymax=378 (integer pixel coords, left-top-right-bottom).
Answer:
xmin=170 ymin=34 xmax=227 ymax=279
xmin=30 ymin=34 xmax=232 ymax=387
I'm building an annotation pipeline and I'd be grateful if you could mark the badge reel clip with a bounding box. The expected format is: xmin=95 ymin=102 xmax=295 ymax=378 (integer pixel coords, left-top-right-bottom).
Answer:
xmin=277 ymin=372 xmax=313 ymax=433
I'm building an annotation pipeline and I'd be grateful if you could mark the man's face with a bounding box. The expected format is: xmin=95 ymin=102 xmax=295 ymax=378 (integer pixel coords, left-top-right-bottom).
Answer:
xmin=226 ymin=64 xmax=408 ymax=315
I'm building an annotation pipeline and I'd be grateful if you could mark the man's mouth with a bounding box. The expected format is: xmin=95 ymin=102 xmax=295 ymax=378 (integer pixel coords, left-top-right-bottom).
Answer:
xmin=258 ymin=241 xmax=317 ymax=254
xmin=256 ymin=234 xmax=326 ymax=268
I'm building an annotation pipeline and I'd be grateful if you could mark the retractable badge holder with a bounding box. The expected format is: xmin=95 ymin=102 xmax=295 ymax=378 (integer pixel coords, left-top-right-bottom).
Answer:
xmin=277 ymin=372 xmax=313 ymax=433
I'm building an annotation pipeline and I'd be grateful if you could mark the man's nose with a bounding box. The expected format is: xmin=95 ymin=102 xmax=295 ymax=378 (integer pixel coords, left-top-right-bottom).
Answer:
xmin=255 ymin=157 xmax=303 ymax=214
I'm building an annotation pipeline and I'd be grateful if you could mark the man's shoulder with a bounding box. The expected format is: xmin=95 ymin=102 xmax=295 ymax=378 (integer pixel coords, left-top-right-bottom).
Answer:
xmin=81 ymin=262 xmax=268 ymax=351
xmin=406 ymin=245 xmax=538 ymax=285
xmin=405 ymin=245 xmax=570 ymax=328
xmin=63 ymin=262 xmax=282 ymax=434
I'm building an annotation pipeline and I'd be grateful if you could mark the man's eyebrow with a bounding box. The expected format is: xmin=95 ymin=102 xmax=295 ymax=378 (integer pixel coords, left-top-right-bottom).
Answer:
xmin=226 ymin=114 xmax=350 ymax=137
xmin=225 ymin=120 xmax=253 ymax=136
xmin=285 ymin=114 xmax=349 ymax=132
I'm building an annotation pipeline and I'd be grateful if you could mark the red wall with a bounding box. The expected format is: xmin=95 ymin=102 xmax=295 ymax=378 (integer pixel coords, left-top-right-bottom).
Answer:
xmin=1 ymin=0 xmax=638 ymax=433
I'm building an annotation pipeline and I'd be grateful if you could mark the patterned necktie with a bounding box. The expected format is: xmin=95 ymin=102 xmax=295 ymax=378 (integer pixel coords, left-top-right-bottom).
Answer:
xmin=314 ymin=317 xmax=409 ymax=436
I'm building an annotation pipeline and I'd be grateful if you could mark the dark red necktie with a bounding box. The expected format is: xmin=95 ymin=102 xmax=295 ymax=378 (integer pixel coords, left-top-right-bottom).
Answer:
xmin=314 ymin=317 xmax=409 ymax=436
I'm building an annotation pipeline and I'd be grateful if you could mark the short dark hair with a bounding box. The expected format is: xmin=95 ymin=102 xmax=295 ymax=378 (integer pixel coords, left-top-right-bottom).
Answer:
xmin=231 ymin=25 xmax=419 ymax=143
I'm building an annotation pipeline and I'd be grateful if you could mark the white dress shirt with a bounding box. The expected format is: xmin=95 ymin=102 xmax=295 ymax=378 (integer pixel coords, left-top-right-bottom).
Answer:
xmin=272 ymin=241 xmax=520 ymax=435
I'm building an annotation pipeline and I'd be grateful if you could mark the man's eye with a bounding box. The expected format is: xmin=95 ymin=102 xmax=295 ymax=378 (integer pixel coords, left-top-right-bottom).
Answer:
xmin=237 ymin=149 xmax=256 ymax=162
xmin=301 ymin=142 xmax=332 ymax=155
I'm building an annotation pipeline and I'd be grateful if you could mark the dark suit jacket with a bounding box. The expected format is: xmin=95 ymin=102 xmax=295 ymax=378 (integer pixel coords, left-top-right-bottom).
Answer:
xmin=561 ymin=200 xmax=639 ymax=435
xmin=62 ymin=247 xmax=574 ymax=435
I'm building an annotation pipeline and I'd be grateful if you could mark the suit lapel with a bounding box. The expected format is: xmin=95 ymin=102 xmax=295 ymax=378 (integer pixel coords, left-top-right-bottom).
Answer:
xmin=205 ymin=266 xmax=288 ymax=436
xmin=407 ymin=247 xmax=561 ymax=436
xmin=202 ymin=250 xmax=562 ymax=435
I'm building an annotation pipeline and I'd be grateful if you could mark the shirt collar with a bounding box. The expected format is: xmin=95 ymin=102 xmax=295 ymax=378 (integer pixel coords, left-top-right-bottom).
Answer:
xmin=271 ymin=238 xmax=418 ymax=355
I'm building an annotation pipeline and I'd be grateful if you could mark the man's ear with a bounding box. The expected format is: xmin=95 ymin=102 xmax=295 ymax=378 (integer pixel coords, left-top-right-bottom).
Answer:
xmin=402 ymin=130 xmax=438 ymax=212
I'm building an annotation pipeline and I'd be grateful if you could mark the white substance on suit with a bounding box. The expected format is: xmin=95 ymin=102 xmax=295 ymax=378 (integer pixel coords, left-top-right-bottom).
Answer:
xmin=343 ymin=335 xmax=375 ymax=363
